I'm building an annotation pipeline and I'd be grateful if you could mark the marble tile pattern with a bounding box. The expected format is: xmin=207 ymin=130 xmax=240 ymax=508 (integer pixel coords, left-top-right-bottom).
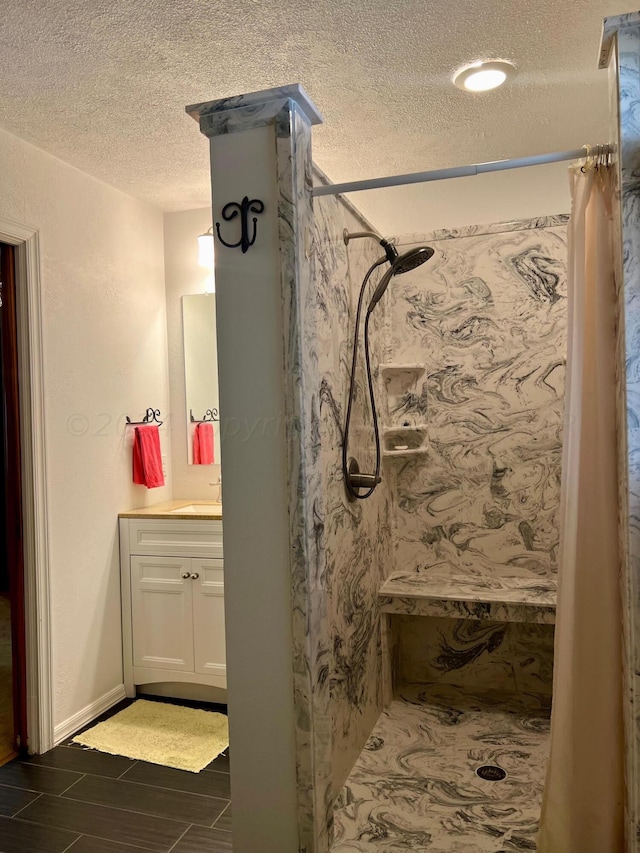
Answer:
xmin=611 ymin=21 xmax=640 ymax=849
xmin=386 ymin=219 xmax=569 ymax=584
xmin=606 ymin=33 xmax=636 ymax=851
xmin=312 ymin=190 xmax=395 ymax=808
xmin=379 ymin=569 xmax=556 ymax=624
xmin=600 ymin=12 xmax=640 ymax=69
xmin=186 ymin=83 xmax=323 ymax=137
xmin=275 ymin=102 xmax=331 ymax=853
xmin=394 ymin=616 xmax=554 ymax=697
xmin=395 ymin=214 xmax=570 ymax=247
xmin=331 ymin=683 xmax=551 ymax=852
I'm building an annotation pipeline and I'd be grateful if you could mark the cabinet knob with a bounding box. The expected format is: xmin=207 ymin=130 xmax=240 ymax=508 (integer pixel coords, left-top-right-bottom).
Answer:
xmin=190 ymin=572 xmax=200 ymax=580
xmin=181 ymin=572 xmax=190 ymax=579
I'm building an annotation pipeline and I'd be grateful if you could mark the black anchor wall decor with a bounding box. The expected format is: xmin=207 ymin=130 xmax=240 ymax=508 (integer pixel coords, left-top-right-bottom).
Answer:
xmin=215 ymin=196 xmax=265 ymax=254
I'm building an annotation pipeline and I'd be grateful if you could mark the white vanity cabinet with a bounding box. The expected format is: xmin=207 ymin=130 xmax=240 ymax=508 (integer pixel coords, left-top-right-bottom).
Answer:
xmin=119 ymin=514 xmax=226 ymax=697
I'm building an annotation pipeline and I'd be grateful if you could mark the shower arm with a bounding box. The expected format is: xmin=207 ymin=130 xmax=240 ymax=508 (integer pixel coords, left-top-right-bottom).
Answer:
xmin=343 ymin=229 xmax=397 ymax=264
xmin=343 ymin=229 xmax=382 ymax=245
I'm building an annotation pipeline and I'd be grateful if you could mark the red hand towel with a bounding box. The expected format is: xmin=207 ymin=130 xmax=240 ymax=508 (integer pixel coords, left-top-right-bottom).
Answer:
xmin=193 ymin=422 xmax=215 ymax=465
xmin=133 ymin=425 xmax=165 ymax=488
xmin=193 ymin=424 xmax=201 ymax=465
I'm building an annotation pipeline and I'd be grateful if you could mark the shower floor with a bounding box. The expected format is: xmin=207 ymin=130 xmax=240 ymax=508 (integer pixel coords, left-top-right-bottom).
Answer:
xmin=330 ymin=683 xmax=551 ymax=853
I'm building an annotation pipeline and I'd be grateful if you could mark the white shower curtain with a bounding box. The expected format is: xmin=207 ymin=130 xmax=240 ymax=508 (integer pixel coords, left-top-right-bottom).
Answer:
xmin=537 ymin=163 xmax=625 ymax=851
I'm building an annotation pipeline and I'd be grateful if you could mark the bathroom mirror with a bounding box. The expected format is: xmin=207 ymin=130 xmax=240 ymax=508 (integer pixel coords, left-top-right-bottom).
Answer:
xmin=182 ymin=294 xmax=220 ymax=465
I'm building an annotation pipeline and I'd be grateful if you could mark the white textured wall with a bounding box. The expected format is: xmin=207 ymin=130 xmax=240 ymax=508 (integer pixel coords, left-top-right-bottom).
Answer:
xmin=0 ymin=125 xmax=172 ymax=732
xmin=163 ymin=208 xmax=222 ymax=500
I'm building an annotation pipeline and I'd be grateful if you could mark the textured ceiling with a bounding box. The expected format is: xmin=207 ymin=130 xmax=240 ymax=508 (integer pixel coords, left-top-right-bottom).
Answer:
xmin=0 ymin=0 xmax=628 ymax=233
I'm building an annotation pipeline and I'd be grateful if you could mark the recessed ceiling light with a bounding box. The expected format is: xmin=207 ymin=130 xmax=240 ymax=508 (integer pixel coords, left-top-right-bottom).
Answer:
xmin=453 ymin=60 xmax=516 ymax=92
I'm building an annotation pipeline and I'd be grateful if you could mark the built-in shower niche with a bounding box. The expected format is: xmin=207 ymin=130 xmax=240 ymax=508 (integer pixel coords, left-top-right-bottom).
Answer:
xmin=382 ymin=426 xmax=428 ymax=457
xmin=381 ymin=363 xmax=428 ymax=457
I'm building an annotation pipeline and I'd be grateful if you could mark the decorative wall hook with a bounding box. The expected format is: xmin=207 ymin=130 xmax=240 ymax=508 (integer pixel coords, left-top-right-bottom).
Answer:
xmin=126 ymin=408 xmax=163 ymax=427
xmin=215 ymin=196 xmax=265 ymax=254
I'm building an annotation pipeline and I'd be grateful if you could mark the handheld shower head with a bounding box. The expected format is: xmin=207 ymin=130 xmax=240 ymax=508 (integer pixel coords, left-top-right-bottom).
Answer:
xmin=394 ymin=245 xmax=435 ymax=274
xmin=368 ymin=246 xmax=435 ymax=310
xmin=342 ymin=238 xmax=435 ymax=501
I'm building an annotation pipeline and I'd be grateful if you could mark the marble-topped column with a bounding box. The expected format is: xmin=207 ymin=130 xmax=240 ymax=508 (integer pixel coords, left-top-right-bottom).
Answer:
xmin=187 ymin=85 xmax=327 ymax=853
xmin=600 ymin=13 xmax=640 ymax=849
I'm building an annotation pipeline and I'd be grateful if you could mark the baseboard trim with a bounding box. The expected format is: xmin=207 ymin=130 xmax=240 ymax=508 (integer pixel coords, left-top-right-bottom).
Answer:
xmin=53 ymin=684 xmax=127 ymax=746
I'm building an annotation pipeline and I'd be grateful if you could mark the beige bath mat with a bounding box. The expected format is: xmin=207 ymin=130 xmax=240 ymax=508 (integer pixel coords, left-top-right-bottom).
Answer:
xmin=73 ymin=699 xmax=229 ymax=773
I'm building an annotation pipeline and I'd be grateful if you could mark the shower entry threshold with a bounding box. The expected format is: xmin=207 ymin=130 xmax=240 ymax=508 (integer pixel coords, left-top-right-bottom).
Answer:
xmin=379 ymin=571 xmax=556 ymax=624
xmin=330 ymin=683 xmax=551 ymax=853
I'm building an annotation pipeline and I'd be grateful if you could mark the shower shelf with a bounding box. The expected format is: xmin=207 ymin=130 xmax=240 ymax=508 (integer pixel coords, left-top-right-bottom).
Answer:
xmin=380 ymin=363 xmax=426 ymax=377
xmin=379 ymin=571 xmax=557 ymax=625
xmin=380 ymin=364 xmax=426 ymax=412
xmin=380 ymin=364 xmax=429 ymax=443
xmin=382 ymin=425 xmax=429 ymax=457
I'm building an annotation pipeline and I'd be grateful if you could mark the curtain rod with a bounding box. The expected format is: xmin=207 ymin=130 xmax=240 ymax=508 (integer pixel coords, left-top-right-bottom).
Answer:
xmin=311 ymin=146 xmax=611 ymax=197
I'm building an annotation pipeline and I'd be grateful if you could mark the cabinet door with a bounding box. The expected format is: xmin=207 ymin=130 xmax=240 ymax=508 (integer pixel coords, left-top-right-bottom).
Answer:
xmin=192 ymin=559 xmax=226 ymax=678
xmin=131 ymin=556 xmax=194 ymax=672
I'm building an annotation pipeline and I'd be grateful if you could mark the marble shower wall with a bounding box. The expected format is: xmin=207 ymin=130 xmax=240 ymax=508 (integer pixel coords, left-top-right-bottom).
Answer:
xmin=396 ymin=616 xmax=555 ymax=696
xmin=311 ymin=187 xmax=394 ymax=803
xmin=601 ymin=14 xmax=640 ymax=849
xmin=386 ymin=216 xmax=569 ymax=582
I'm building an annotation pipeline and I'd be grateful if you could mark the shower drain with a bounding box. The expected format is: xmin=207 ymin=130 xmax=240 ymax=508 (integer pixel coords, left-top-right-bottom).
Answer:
xmin=475 ymin=764 xmax=507 ymax=781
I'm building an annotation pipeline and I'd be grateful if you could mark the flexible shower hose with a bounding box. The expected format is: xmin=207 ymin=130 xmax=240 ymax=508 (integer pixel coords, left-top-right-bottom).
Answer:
xmin=342 ymin=256 xmax=387 ymax=500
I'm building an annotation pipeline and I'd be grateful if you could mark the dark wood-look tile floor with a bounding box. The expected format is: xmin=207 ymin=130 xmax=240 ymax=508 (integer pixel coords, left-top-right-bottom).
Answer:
xmin=0 ymin=726 xmax=232 ymax=851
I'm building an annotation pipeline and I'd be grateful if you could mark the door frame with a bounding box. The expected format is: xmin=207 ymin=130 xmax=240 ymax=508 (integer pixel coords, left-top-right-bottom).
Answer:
xmin=0 ymin=217 xmax=52 ymax=754
xmin=1 ymin=242 xmax=28 ymax=756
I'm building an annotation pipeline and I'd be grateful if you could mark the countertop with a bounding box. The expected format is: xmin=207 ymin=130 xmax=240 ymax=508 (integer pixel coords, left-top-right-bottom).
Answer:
xmin=119 ymin=500 xmax=223 ymax=520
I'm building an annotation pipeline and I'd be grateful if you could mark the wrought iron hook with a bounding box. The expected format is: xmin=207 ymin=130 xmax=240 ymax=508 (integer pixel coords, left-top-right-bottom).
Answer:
xmin=215 ymin=196 xmax=265 ymax=254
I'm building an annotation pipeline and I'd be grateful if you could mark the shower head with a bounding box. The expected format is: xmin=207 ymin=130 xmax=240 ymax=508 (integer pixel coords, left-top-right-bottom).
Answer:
xmin=394 ymin=246 xmax=435 ymax=274
xmin=367 ymin=246 xmax=435 ymax=310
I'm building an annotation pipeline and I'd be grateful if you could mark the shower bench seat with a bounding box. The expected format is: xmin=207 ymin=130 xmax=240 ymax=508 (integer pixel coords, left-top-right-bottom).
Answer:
xmin=379 ymin=571 xmax=557 ymax=625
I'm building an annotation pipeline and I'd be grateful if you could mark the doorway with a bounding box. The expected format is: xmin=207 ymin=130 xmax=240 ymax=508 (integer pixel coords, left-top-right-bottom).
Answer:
xmin=0 ymin=242 xmax=28 ymax=761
